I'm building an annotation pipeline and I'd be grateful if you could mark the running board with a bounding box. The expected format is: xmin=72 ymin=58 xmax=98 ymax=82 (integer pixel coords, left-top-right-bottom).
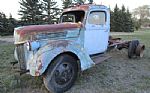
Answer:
xmin=91 ymin=54 xmax=111 ymax=65
xmin=10 ymin=61 xmax=18 ymax=66
xmin=14 ymin=69 xmax=29 ymax=75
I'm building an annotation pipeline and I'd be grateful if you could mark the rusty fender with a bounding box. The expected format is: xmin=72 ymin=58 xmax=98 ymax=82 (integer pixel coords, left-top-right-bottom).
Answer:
xmin=27 ymin=40 xmax=95 ymax=76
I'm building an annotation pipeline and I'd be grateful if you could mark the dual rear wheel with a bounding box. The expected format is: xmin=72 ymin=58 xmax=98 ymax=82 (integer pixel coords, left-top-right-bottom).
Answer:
xmin=128 ymin=40 xmax=145 ymax=58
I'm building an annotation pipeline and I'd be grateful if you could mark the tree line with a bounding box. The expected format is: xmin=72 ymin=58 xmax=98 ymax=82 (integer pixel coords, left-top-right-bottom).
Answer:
xmin=0 ymin=13 xmax=17 ymax=36
xmin=110 ymin=4 xmax=134 ymax=32
xmin=0 ymin=0 xmax=149 ymax=36
xmin=18 ymin=0 xmax=89 ymax=25
xmin=19 ymin=0 xmax=61 ymax=25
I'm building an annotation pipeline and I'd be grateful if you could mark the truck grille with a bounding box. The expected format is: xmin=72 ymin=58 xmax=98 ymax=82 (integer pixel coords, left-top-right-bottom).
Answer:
xmin=16 ymin=44 xmax=26 ymax=70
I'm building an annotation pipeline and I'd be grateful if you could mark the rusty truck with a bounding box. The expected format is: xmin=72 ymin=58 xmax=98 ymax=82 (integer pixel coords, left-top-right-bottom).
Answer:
xmin=13 ymin=3 xmax=145 ymax=93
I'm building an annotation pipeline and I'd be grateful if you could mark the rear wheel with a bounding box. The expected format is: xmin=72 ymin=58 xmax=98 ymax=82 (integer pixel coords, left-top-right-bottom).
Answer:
xmin=135 ymin=44 xmax=145 ymax=58
xmin=128 ymin=40 xmax=139 ymax=58
xmin=43 ymin=54 xmax=78 ymax=93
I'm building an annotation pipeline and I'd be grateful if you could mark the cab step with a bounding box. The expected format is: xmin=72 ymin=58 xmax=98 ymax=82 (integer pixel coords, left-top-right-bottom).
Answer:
xmin=13 ymin=69 xmax=29 ymax=75
xmin=91 ymin=54 xmax=111 ymax=65
xmin=10 ymin=61 xmax=18 ymax=66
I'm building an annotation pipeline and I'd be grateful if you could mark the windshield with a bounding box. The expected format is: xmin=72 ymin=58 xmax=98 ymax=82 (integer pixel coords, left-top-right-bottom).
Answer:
xmin=60 ymin=11 xmax=85 ymax=23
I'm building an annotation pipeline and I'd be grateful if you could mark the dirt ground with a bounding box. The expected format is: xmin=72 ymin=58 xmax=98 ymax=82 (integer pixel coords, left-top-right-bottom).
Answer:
xmin=0 ymin=31 xmax=150 ymax=93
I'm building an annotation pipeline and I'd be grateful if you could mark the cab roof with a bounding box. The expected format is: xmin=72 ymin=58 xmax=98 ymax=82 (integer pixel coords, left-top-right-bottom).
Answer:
xmin=63 ymin=4 xmax=108 ymax=13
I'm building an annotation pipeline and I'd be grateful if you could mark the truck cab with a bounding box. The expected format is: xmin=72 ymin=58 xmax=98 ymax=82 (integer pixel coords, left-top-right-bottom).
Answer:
xmin=14 ymin=4 xmax=110 ymax=93
xmin=60 ymin=5 xmax=110 ymax=54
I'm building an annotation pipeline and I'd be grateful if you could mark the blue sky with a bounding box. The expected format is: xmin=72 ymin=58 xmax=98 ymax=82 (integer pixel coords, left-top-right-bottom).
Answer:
xmin=0 ymin=0 xmax=149 ymax=19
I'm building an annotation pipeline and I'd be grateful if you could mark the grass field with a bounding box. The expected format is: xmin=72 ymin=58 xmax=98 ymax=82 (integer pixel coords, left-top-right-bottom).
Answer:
xmin=0 ymin=30 xmax=150 ymax=93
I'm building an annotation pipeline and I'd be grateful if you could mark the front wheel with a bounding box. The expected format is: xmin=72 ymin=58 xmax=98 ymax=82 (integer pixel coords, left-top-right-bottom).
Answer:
xmin=43 ymin=54 xmax=78 ymax=93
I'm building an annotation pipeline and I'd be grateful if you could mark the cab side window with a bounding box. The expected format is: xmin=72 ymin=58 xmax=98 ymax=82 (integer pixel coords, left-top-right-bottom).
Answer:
xmin=88 ymin=11 xmax=106 ymax=25
xmin=61 ymin=14 xmax=75 ymax=23
xmin=60 ymin=11 xmax=85 ymax=23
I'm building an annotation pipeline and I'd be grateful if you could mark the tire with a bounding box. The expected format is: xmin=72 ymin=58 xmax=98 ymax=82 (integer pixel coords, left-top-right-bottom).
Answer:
xmin=43 ymin=54 xmax=78 ymax=93
xmin=128 ymin=40 xmax=139 ymax=58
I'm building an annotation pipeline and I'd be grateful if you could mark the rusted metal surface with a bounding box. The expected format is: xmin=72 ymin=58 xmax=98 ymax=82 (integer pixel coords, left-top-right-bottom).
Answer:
xmin=46 ymin=40 xmax=69 ymax=48
xmin=135 ymin=44 xmax=145 ymax=57
xmin=16 ymin=44 xmax=26 ymax=70
xmin=63 ymin=4 xmax=90 ymax=12
xmin=108 ymin=36 xmax=130 ymax=49
xmin=26 ymin=40 xmax=94 ymax=76
xmin=63 ymin=4 xmax=108 ymax=13
xmin=16 ymin=23 xmax=82 ymax=36
xmin=108 ymin=36 xmax=145 ymax=58
xmin=14 ymin=23 xmax=82 ymax=44
xmin=91 ymin=54 xmax=111 ymax=64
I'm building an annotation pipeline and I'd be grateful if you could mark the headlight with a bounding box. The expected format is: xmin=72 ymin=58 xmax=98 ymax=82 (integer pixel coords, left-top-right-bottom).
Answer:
xmin=26 ymin=41 xmax=40 ymax=51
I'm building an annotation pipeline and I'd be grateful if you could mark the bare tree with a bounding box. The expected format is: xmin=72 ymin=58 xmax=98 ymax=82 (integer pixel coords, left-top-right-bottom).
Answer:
xmin=133 ymin=5 xmax=150 ymax=20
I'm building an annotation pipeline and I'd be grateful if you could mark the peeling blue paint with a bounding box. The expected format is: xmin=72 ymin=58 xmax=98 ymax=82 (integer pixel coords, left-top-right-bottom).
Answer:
xmin=14 ymin=4 xmax=110 ymax=76
xmin=27 ymin=40 xmax=95 ymax=76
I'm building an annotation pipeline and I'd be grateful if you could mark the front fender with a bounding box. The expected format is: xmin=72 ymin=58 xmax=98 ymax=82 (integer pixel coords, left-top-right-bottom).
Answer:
xmin=28 ymin=40 xmax=95 ymax=76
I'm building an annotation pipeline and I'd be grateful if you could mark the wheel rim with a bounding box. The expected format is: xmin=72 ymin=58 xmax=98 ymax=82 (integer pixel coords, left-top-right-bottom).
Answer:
xmin=139 ymin=48 xmax=144 ymax=58
xmin=54 ymin=62 xmax=74 ymax=85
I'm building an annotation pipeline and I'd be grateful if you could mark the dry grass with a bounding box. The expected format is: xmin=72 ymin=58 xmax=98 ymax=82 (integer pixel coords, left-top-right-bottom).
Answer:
xmin=0 ymin=30 xmax=150 ymax=93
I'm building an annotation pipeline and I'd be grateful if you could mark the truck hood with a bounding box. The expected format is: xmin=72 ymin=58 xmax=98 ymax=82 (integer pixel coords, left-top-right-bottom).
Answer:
xmin=14 ymin=23 xmax=82 ymax=44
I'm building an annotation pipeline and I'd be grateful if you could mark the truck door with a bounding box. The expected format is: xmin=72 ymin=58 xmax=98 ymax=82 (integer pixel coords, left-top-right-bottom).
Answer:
xmin=84 ymin=10 xmax=110 ymax=55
